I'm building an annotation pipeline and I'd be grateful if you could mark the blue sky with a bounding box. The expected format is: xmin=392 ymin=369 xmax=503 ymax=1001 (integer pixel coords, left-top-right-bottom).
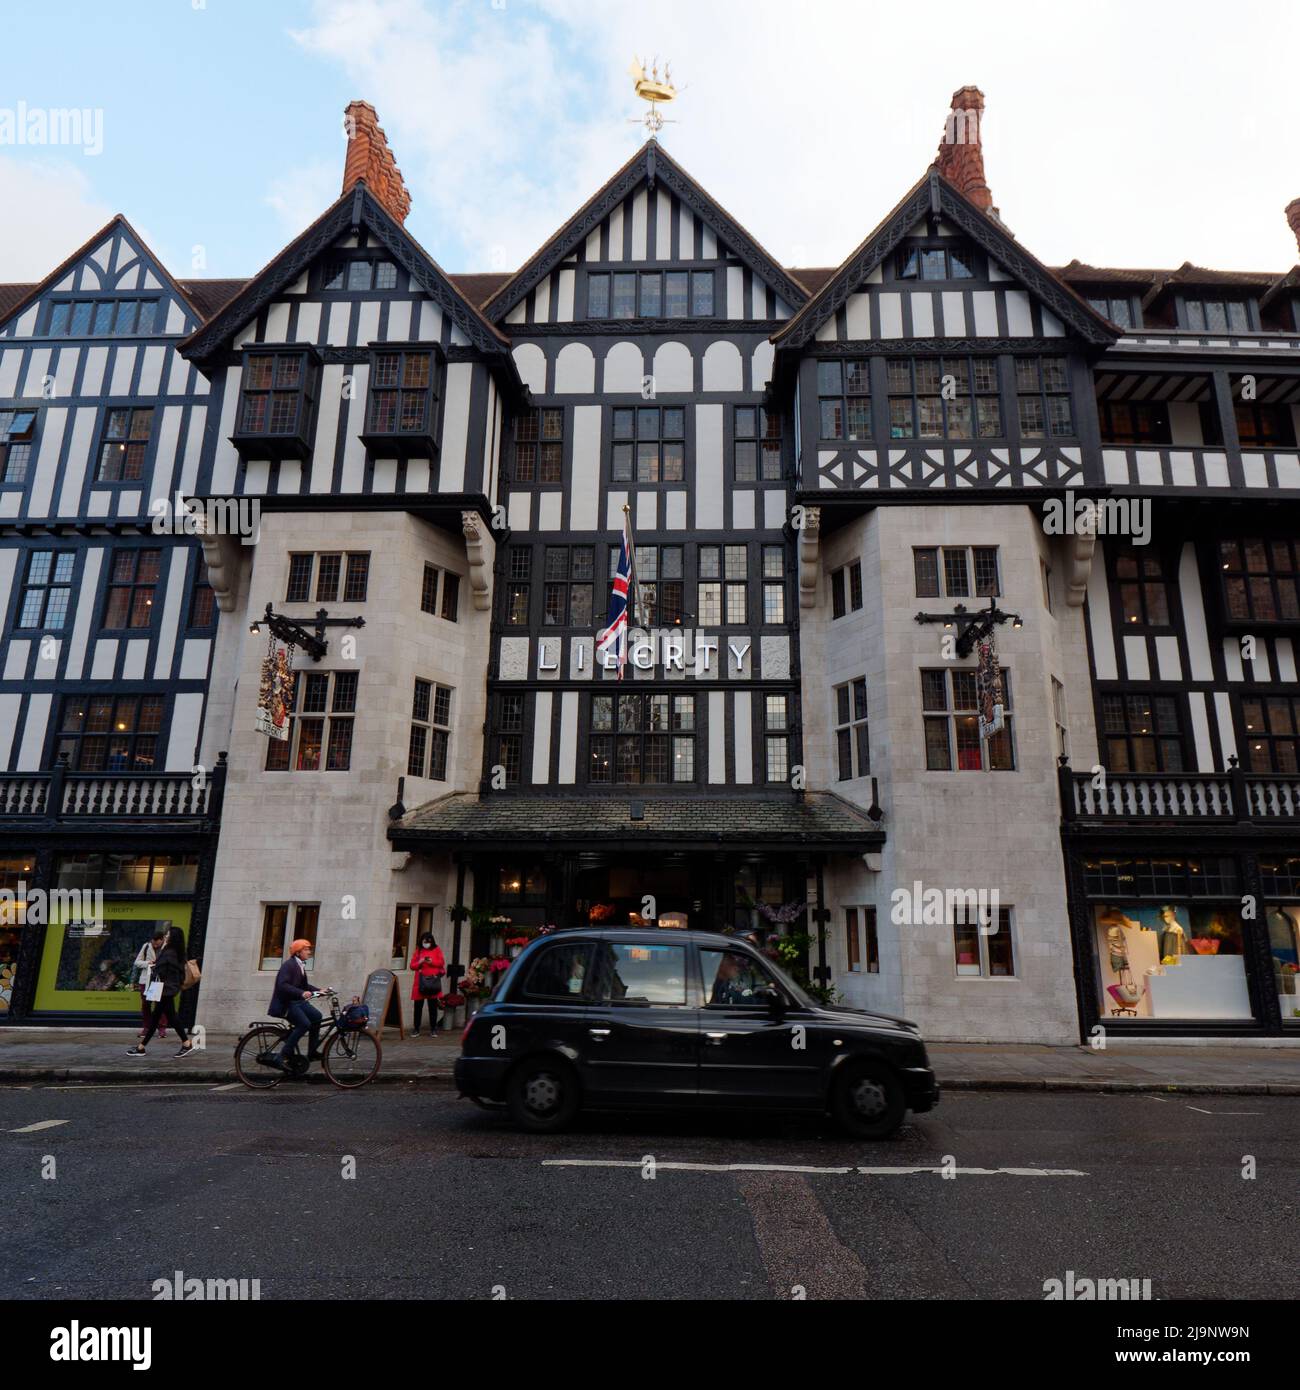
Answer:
xmin=3 ymin=0 xmax=1299 ymax=288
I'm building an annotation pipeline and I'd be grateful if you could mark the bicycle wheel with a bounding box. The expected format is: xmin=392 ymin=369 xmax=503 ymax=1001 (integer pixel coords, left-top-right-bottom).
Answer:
xmin=322 ymin=1028 xmax=381 ymax=1089
xmin=234 ymin=1025 xmax=288 ymax=1090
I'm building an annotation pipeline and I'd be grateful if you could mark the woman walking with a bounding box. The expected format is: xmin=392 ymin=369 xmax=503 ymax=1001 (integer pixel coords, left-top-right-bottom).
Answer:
xmin=409 ymin=931 xmax=446 ymax=1036
xmin=132 ymin=930 xmax=168 ymax=1042
xmin=126 ymin=926 xmax=193 ymax=1058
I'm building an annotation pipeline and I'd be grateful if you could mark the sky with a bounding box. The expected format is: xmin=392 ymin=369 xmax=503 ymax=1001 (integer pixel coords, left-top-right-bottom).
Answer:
xmin=2 ymin=0 xmax=1298 ymax=289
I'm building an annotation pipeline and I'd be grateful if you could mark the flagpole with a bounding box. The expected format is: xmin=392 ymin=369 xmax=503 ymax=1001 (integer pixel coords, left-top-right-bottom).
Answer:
xmin=623 ymin=502 xmax=641 ymax=630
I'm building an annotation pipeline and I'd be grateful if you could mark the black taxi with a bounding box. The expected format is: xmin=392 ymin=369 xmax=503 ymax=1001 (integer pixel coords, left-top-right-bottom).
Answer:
xmin=455 ymin=928 xmax=938 ymax=1137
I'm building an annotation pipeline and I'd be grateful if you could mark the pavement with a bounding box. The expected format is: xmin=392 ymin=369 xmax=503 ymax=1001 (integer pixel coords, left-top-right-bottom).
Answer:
xmin=1 ymin=1025 xmax=1297 ymax=1093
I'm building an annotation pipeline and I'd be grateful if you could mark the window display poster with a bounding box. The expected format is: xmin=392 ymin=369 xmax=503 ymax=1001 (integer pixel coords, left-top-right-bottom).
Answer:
xmin=0 ymin=923 xmax=20 ymax=1015
xmin=33 ymin=900 xmax=192 ymax=1013
xmin=1093 ymin=904 xmax=1252 ymax=1021
xmin=1266 ymin=905 xmax=1300 ymax=1022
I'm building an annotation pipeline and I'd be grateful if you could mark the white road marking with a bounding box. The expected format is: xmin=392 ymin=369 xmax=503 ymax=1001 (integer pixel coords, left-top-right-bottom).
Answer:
xmin=210 ymin=1083 xmax=244 ymax=1091
xmin=8 ymin=1119 xmax=69 ymax=1133
xmin=543 ymin=1159 xmax=853 ymax=1174
xmin=542 ymin=1159 xmax=1088 ymax=1177
xmin=1186 ymin=1105 xmax=1260 ymax=1116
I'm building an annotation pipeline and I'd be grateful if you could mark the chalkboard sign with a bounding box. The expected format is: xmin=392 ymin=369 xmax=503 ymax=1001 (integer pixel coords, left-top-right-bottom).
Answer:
xmin=360 ymin=968 xmax=404 ymax=1041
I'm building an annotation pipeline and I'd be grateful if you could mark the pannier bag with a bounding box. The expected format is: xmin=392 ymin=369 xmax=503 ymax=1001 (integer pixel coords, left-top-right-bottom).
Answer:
xmin=340 ymin=1002 xmax=370 ymax=1032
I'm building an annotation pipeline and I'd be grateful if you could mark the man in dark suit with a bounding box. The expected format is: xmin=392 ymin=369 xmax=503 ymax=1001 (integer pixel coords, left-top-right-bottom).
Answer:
xmin=266 ymin=938 xmax=324 ymax=1071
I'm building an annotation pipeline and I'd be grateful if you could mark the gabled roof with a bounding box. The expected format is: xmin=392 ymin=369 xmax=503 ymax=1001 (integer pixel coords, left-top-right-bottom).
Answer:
xmin=1140 ymin=260 xmax=1283 ymax=311
xmin=775 ymin=169 xmax=1119 ymax=351
xmin=0 ymin=213 xmax=206 ymax=336
xmin=181 ymin=181 xmax=511 ymax=365
xmin=482 ymin=139 xmax=810 ymax=323
xmin=1261 ymin=265 xmax=1300 ymax=312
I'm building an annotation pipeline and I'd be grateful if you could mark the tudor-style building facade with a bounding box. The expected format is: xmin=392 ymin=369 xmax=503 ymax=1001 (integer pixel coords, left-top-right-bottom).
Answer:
xmin=2 ymin=91 xmax=1298 ymax=1039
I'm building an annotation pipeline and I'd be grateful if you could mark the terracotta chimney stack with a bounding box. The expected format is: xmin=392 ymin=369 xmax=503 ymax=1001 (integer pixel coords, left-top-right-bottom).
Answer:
xmin=1287 ymin=198 xmax=1300 ymax=256
xmin=342 ymin=100 xmax=411 ymax=225
xmin=936 ymin=85 xmax=994 ymax=214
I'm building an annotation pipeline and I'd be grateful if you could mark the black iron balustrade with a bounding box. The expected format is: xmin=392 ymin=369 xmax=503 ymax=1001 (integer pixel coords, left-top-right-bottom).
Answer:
xmin=0 ymin=752 xmax=227 ymax=826
xmin=1058 ymin=754 xmax=1300 ymax=825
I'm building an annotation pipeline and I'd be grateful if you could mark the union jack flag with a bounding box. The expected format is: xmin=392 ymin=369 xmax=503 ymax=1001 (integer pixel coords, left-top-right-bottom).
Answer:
xmin=597 ymin=509 xmax=636 ymax=680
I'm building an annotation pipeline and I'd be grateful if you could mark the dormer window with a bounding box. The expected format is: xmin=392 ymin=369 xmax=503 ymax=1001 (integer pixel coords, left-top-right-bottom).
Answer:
xmin=320 ymin=257 xmax=398 ymax=292
xmin=1184 ymin=298 xmax=1251 ymax=332
xmin=1086 ymin=295 xmax=1134 ymax=329
xmin=0 ymin=409 xmax=37 ymax=484
xmin=232 ymin=349 xmax=319 ymax=459
xmin=360 ymin=349 xmax=439 ymax=457
xmin=898 ymin=245 xmax=976 ymax=280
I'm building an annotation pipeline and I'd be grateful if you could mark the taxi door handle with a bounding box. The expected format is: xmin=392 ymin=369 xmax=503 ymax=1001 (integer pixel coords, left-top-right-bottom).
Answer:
xmin=588 ymin=1027 xmax=611 ymax=1041
xmin=704 ymin=1031 xmax=730 ymax=1044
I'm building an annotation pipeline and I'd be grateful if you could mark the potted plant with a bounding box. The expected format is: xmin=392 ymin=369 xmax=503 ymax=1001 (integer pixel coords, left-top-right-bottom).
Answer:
xmin=437 ymin=991 xmax=466 ymax=1030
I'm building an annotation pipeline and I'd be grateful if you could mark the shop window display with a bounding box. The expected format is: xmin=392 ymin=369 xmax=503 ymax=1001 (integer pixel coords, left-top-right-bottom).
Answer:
xmin=1094 ymin=904 xmax=1252 ymax=1021
xmin=1266 ymin=906 xmax=1300 ymax=1023
xmin=0 ymin=857 xmax=34 ymax=1016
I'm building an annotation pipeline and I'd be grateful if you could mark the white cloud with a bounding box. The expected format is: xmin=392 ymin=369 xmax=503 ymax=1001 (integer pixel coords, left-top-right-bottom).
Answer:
xmin=0 ymin=156 xmax=115 ymax=283
xmin=265 ymin=159 xmax=340 ymax=238
xmin=289 ymin=0 xmax=1300 ymax=274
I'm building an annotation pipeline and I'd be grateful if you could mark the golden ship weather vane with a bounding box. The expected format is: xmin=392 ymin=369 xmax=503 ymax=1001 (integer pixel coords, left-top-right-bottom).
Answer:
xmin=628 ymin=56 xmax=681 ymax=136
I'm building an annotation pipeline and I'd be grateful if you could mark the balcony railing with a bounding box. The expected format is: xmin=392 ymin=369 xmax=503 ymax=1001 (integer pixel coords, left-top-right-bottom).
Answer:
xmin=1098 ymin=443 xmax=1300 ymax=492
xmin=1059 ymin=756 xmax=1300 ymax=825
xmin=0 ymin=755 xmax=226 ymax=826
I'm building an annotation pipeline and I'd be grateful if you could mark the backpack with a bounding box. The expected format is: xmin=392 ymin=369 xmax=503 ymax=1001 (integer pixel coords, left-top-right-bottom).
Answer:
xmin=182 ymin=958 xmax=202 ymax=990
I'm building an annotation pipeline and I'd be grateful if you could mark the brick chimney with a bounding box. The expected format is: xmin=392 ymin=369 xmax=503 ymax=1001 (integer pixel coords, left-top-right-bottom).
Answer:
xmin=342 ymin=100 xmax=411 ymax=225
xmin=936 ymin=85 xmax=994 ymax=215
xmin=1287 ymin=198 xmax=1300 ymax=256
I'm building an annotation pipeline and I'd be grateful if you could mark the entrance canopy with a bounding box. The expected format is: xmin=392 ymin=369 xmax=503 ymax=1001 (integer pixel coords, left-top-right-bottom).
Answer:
xmin=388 ymin=792 xmax=884 ymax=855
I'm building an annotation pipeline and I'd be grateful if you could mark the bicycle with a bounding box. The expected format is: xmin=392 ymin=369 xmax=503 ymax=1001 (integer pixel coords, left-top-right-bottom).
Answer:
xmin=234 ymin=989 xmax=381 ymax=1090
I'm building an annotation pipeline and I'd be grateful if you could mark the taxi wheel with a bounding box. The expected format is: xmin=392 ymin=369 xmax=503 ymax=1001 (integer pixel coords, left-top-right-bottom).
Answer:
xmin=831 ymin=1060 xmax=906 ymax=1140
xmin=507 ymin=1056 xmax=580 ymax=1133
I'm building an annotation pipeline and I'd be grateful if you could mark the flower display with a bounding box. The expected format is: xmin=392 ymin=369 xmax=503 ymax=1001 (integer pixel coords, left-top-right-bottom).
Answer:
xmin=588 ymin=902 xmax=617 ymax=923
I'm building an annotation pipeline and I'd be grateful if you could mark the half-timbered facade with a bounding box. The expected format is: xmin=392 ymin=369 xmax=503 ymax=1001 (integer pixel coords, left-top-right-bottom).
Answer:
xmin=2 ymin=90 xmax=1298 ymax=1038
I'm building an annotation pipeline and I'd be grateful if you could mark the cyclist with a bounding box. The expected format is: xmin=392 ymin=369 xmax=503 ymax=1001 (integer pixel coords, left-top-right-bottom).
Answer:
xmin=264 ymin=938 xmax=327 ymax=1073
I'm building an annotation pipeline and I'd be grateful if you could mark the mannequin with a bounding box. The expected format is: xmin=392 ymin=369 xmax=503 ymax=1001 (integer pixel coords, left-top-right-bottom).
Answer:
xmin=1156 ymin=905 xmax=1187 ymax=961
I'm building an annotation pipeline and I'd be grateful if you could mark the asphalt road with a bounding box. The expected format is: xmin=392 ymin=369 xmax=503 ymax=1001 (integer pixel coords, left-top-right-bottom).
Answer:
xmin=3 ymin=1083 xmax=1296 ymax=1301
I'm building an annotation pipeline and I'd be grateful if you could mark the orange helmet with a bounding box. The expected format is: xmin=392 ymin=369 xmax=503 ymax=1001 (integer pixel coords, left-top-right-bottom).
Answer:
xmin=290 ymin=938 xmax=314 ymax=955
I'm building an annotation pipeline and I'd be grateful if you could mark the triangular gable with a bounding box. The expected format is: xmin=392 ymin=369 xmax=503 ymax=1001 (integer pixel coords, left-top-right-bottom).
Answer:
xmin=181 ymin=183 xmax=511 ymax=366
xmin=775 ymin=169 xmax=1118 ymax=351
xmin=0 ymin=214 xmax=205 ymax=338
xmin=483 ymin=140 xmax=810 ymax=323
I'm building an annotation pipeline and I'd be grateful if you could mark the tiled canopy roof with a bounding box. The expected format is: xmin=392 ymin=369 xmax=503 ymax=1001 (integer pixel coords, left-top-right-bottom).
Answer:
xmin=389 ymin=791 xmax=885 ymax=850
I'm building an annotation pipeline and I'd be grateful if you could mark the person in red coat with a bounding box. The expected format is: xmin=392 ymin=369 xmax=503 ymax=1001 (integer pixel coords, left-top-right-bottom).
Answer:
xmin=409 ymin=932 xmax=446 ymax=1036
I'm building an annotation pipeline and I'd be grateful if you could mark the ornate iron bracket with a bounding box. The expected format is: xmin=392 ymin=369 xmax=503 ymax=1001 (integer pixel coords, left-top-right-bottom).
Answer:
xmin=914 ymin=594 xmax=1022 ymax=658
xmin=251 ymin=603 xmax=366 ymax=662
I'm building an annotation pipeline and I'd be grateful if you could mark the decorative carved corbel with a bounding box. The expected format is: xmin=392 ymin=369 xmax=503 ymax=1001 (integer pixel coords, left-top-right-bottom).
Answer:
xmin=1066 ymin=528 xmax=1096 ymax=607
xmin=462 ymin=510 xmax=493 ymax=612
xmin=798 ymin=506 xmax=822 ymax=609
xmin=200 ymin=532 xmax=243 ymax=614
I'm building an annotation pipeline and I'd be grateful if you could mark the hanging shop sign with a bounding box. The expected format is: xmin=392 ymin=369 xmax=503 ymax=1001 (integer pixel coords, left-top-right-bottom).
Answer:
xmin=976 ymin=636 xmax=1004 ymax=741
xmin=255 ymin=635 xmax=296 ymax=741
